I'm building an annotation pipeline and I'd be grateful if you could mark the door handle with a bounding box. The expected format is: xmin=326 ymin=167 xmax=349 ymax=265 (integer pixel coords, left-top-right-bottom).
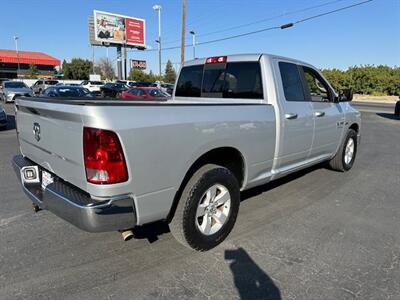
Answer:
xmin=314 ymin=111 xmax=325 ymax=117
xmin=285 ymin=113 xmax=298 ymax=120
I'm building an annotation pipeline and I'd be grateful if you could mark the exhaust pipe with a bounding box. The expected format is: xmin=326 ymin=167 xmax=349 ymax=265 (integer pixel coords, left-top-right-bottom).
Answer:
xmin=120 ymin=229 xmax=134 ymax=241
xmin=32 ymin=204 xmax=41 ymax=213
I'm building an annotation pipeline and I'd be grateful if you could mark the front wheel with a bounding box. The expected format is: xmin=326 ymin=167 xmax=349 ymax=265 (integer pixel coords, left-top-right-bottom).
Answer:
xmin=329 ymin=129 xmax=358 ymax=172
xmin=170 ymin=164 xmax=240 ymax=251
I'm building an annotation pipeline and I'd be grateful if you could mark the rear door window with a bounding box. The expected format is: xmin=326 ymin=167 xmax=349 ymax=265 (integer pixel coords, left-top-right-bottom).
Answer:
xmin=278 ymin=62 xmax=306 ymax=102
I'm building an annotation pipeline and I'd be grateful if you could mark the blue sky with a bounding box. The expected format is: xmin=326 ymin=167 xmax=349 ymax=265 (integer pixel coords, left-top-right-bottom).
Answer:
xmin=0 ymin=0 xmax=399 ymax=73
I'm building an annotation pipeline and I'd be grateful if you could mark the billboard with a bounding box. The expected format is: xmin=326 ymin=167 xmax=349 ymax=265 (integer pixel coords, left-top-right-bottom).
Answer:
xmin=131 ymin=59 xmax=146 ymax=70
xmin=93 ymin=10 xmax=145 ymax=48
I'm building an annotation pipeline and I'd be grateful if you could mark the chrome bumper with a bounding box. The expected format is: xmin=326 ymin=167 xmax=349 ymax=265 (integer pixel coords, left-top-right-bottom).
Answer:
xmin=12 ymin=155 xmax=137 ymax=232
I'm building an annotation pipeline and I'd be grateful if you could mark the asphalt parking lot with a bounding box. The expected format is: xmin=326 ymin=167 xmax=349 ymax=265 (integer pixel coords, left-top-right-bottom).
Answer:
xmin=0 ymin=102 xmax=399 ymax=300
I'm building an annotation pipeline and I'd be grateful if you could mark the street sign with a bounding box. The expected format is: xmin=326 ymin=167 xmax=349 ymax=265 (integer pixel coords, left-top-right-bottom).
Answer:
xmin=131 ymin=59 xmax=146 ymax=70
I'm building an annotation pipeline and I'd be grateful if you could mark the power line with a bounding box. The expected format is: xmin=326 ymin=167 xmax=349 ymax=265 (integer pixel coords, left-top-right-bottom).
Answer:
xmin=295 ymin=0 xmax=373 ymax=24
xmin=163 ymin=0 xmax=348 ymax=45
xmin=130 ymin=0 xmax=374 ymax=53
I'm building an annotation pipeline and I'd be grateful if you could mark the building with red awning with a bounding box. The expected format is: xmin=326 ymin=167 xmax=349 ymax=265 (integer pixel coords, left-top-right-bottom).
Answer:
xmin=0 ymin=49 xmax=60 ymax=79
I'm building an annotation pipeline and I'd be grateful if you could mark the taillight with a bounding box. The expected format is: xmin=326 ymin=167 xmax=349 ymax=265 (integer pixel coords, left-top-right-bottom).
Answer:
xmin=205 ymin=56 xmax=227 ymax=64
xmin=83 ymin=127 xmax=128 ymax=184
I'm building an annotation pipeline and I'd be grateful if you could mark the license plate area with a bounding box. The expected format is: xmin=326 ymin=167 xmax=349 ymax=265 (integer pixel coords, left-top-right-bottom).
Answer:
xmin=41 ymin=170 xmax=54 ymax=190
xmin=20 ymin=165 xmax=54 ymax=190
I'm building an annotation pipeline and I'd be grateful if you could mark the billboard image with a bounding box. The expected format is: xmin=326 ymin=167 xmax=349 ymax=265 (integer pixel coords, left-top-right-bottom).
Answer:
xmin=93 ymin=10 xmax=145 ymax=48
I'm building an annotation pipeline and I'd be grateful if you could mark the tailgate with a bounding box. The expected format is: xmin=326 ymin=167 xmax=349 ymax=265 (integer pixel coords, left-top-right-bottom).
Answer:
xmin=16 ymin=98 xmax=87 ymax=191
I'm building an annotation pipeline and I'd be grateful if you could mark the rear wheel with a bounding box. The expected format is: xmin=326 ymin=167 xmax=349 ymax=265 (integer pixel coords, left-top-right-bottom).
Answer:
xmin=170 ymin=164 xmax=240 ymax=251
xmin=395 ymin=101 xmax=400 ymax=116
xmin=329 ymin=129 xmax=358 ymax=172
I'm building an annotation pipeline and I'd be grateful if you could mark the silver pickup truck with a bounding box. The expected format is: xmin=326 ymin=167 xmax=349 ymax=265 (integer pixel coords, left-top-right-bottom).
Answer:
xmin=12 ymin=54 xmax=361 ymax=251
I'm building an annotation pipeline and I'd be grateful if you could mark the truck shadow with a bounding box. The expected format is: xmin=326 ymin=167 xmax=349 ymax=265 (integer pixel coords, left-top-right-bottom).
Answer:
xmin=132 ymin=164 xmax=322 ymax=244
xmin=132 ymin=221 xmax=170 ymax=244
xmin=376 ymin=112 xmax=400 ymax=120
xmin=226 ymin=247 xmax=281 ymax=300
xmin=241 ymin=163 xmax=322 ymax=202
xmin=2 ymin=114 xmax=16 ymax=131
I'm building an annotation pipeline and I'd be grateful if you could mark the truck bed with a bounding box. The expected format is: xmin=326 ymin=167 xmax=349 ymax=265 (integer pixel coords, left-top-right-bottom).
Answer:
xmin=15 ymin=96 xmax=276 ymax=224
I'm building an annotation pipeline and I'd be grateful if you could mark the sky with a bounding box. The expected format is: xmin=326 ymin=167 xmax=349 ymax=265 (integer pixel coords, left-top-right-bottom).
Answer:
xmin=0 ymin=0 xmax=399 ymax=74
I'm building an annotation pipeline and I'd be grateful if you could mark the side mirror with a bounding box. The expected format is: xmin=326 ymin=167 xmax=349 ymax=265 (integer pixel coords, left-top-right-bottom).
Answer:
xmin=338 ymin=88 xmax=353 ymax=102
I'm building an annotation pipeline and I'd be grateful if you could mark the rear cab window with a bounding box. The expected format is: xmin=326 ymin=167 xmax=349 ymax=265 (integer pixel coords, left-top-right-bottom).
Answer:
xmin=175 ymin=60 xmax=263 ymax=99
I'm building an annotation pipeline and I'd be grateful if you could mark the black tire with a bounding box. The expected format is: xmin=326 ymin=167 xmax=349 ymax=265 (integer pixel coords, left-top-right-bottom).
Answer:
xmin=395 ymin=101 xmax=400 ymax=116
xmin=170 ymin=164 xmax=240 ymax=251
xmin=329 ymin=129 xmax=358 ymax=172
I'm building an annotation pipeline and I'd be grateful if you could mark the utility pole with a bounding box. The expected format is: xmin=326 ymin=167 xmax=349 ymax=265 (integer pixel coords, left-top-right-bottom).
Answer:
xmin=123 ymin=45 xmax=127 ymax=80
xmin=153 ymin=4 xmax=162 ymax=77
xmin=117 ymin=46 xmax=122 ymax=80
xmin=180 ymin=0 xmax=186 ymax=65
xmin=92 ymin=46 xmax=95 ymax=74
xmin=190 ymin=31 xmax=196 ymax=59
xmin=14 ymin=36 xmax=20 ymax=77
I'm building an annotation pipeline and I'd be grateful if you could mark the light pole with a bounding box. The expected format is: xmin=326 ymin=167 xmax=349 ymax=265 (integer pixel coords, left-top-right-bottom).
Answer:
xmin=14 ymin=36 xmax=20 ymax=77
xmin=153 ymin=4 xmax=162 ymax=77
xmin=190 ymin=31 xmax=196 ymax=59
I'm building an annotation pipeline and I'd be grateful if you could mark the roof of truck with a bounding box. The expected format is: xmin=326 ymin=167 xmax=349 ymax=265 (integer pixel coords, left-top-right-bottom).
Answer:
xmin=183 ymin=53 xmax=310 ymax=67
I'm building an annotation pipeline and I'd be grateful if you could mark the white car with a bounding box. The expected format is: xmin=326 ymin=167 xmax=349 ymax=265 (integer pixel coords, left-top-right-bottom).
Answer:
xmin=80 ymin=80 xmax=104 ymax=93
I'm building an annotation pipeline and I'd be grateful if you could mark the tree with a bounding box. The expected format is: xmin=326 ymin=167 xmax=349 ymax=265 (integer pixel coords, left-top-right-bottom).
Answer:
xmin=321 ymin=65 xmax=400 ymax=96
xmin=62 ymin=58 xmax=93 ymax=80
xmin=129 ymin=69 xmax=149 ymax=81
xmin=164 ymin=60 xmax=176 ymax=83
xmin=28 ymin=64 xmax=39 ymax=79
xmin=128 ymin=69 xmax=163 ymax=82
xmin=95 ymin=58 xmax=115 ymax=80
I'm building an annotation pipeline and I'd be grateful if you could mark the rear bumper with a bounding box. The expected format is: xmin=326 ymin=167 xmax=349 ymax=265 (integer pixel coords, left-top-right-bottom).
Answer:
xmin=12 ymin=155 xmax=137 ymax=232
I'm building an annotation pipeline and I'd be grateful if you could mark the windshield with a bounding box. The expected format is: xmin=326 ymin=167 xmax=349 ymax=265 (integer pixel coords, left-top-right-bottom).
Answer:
xmin=45 ymin=80 xmax=59 ymax=85
xmin=56 ymin=87 xmax=91 ymax=97
xmin=4 ymin=82 xmax=28 ymax=89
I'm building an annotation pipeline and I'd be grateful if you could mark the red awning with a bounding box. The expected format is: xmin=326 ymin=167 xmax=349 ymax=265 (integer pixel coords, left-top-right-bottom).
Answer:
xmin=0 ymin=49 xmax=60 ymax=66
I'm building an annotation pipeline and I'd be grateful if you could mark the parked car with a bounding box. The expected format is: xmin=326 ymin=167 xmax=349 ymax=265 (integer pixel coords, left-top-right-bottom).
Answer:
xmin=42 ymin=86 xmax=95 ymax=98
xmin=80 ymin=80 xmax=104 ymax=93
xmin=12 ymin=53 xmax=360 ymax=251
xmin=132 ymin=81 xmax=153 ymax=88
xmin=116 ymin=80 xmax=136 ymax=87
xmin=31 ymin=79 xmax=59 ymax=95
xmin=0 ymin=78 xmax=10 ymax=89
xmin=56 ymin=83 xmax=81 ymax=87
xmin=0 ymin=81 xmax=33 ymax=103
xmin=0 ymin=105 xmax=7 ymax=129
xmin=100 ymin=82 xmax=128 ymax=98
xmin=120 ymin=87 xmax=170 ymax=100
xmin=151 ymin=82 xmax=174 ymax=95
